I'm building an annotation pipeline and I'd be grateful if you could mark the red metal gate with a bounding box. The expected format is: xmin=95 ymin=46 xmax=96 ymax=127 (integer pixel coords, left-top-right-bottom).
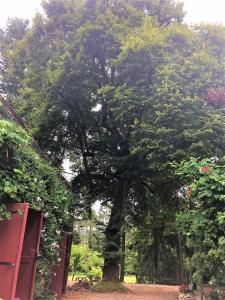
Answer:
xmin=62 ymin=234 xmax=73 ymax=295
xmin=15 ymin=210 xmax=43 ymax=300
xmin=0 ymin=203 xmax=43 ymax=300
xmin=0 ymin=203 xmax=29 ymax=300
xmin=50 ymin=233 xmax=73 ymax=299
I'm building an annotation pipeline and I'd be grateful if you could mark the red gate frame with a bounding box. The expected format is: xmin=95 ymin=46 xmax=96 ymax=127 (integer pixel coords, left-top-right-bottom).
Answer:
xmin=0 ymin=203 xmax=43 ymax=300
xmin=49 ymin=233 xmax=73 ymax=299
xmin=16 ymin=209 xmax=43 ymax=300
xmin=0 ymin=203 xmax=29 ymax=300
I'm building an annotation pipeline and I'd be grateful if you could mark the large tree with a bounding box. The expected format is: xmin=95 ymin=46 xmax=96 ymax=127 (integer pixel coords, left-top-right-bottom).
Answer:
xmin=1 ymin=0 xmax=225 ymax=282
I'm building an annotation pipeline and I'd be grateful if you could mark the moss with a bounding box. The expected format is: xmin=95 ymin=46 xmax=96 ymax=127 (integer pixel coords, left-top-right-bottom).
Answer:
xmin=92 ymin=281 xmax=130 ymax=293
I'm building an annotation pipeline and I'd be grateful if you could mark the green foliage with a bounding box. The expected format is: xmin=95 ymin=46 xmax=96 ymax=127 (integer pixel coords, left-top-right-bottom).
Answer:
xmin=125 ymin=217 xmax=181 ymax=284
xmin=125 ymin=240 xmax=137 ymax=275
xmin=0 ymin=119 xmax=73 ymax=295
xmin=0 ymin=203 xmax=11 ymax=220
xmin=124 ymin=275 xmax=136 ymax=284
xmin=176 ymin=157 xmax=225 ymax=286
xmin=70 ymin=243 xmax=103 ymax=279
xmin=1 ymin=0 xmax=225 ymax=282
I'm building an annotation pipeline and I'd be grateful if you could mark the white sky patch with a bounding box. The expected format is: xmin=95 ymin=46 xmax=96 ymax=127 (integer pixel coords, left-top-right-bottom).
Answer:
xmin=62 ymin=158 xmax=74 ymax=182
xmin=91 ymin=103 xmax=102 ymax=112
xmin=93 ymin=201 xmax=101 ymax=212
xmin=180 ymin=0 xmax=225 ymax=25
xmin=1 ymin=0 xmax=225 ymax=27
xmin=0 ymin=0 xmax=42 ymax=27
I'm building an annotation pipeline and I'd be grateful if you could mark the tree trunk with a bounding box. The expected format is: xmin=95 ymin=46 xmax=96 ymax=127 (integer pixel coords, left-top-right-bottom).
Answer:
xmin=153 ymin=228 xmax=160 ymax=279
xmin=120 ymin=231 xmax=126 ymax=282
xmin=178 ymin=233 xmax=187 ymax=284
xmin=102 ymin=179 xmax=128 ymax=282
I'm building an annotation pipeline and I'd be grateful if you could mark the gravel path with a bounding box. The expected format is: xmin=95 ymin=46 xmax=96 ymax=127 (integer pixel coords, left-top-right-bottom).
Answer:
xmin=65 ymin=284 xmax=179 ymax=300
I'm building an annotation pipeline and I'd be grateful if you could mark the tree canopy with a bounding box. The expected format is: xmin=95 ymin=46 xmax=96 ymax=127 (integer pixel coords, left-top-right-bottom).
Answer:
xmin=1 ymin=0 xmax=225 ymax=284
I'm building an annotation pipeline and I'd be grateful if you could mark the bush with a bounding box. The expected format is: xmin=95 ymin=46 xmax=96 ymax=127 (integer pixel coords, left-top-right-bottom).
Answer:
xmin=70 ymin=244 xmax=103 ymax=280
xmin=176 ymin=157 xmax=225 ymax=287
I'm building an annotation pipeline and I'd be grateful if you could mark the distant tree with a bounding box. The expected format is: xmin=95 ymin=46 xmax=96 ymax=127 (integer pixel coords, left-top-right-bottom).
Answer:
xmin=0 ymin=18 xmax=29 ymax=96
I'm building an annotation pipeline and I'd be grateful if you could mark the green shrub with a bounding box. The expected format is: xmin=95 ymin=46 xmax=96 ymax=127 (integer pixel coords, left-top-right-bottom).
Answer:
xmin=176 ymin=157 xmax=225 ymax=287
xmin=70 ymin=244 xmax=103 ymax=280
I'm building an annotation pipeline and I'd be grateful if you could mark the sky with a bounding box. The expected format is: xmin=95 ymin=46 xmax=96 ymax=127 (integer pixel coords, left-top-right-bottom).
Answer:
xmin=1 ymin=0 xmax=225 ymax=27
xmin=0 ymin=0 xmax=42 ymax=27
xmin=181 ymin=0 xmax=225 ymax=25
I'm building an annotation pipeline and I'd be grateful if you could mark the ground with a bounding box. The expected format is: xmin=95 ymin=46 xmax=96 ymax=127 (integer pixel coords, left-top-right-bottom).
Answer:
xmin=65 ymin=284 xmax=179 ymax=300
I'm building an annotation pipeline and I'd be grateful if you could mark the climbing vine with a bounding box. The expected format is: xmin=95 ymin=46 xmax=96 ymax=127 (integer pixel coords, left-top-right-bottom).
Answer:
xmin=0 ymin=119 xmax=74 ymax=296
xmin=176 ymin=157 xmax=225 ymax=288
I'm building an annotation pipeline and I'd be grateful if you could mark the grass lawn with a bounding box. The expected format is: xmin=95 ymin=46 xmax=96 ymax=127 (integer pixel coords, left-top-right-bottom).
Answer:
xmin=124 ymin=275 xmax=136 ymax=284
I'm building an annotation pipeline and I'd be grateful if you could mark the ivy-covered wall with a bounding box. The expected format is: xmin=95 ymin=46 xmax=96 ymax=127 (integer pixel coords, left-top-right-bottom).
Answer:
xmin=0 ymin=119 xmax=74 ymax=297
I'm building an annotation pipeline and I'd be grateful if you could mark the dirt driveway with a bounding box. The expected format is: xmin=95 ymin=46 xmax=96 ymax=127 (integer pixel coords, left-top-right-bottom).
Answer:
xmin=65 ymin=284 xmax=179 ymax=300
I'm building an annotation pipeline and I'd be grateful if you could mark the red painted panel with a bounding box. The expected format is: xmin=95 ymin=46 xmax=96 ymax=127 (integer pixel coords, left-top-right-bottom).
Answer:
xmin=49 ymin=235 xmax=68 ymax=300
xmin=16 ymin=210 xmax=43 ymax=300
xmin=62 ymin=234 xmax=73 ymax=295
xmin=0 ymin=203 xmax=29 ymax=300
